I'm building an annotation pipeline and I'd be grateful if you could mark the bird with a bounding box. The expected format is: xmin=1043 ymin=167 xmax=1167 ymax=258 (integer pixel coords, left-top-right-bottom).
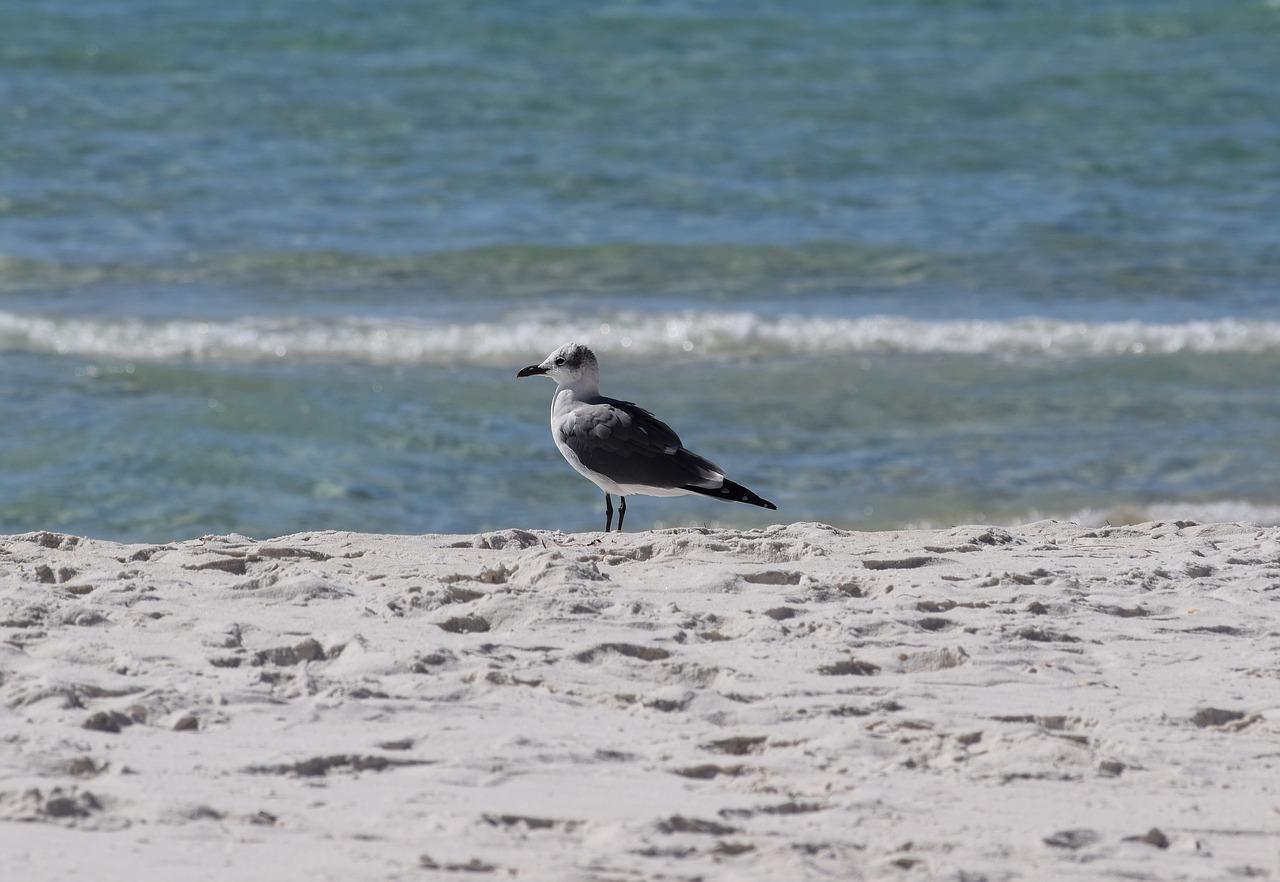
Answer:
xmin=517 ymin=342 xmax=777 ymax=531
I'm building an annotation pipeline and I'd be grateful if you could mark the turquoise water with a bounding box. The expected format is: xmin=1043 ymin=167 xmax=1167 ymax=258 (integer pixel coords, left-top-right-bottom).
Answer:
xmin=2 ymin=1 xmax=1279 ymax=540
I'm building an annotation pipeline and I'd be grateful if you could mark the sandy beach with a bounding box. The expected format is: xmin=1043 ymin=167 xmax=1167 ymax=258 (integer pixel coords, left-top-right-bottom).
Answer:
xmin=2 ymin=520 xmax=1278 ymax=880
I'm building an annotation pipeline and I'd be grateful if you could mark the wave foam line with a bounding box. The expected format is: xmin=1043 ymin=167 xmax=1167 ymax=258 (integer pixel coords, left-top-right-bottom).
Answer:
xmin=905 ymin=499 xmax=1280 ymax=531
xmin=2 ymin=311 xmax=1279 ymax=364
xmin=1062 ymin=500 xmax=1280 ymax=529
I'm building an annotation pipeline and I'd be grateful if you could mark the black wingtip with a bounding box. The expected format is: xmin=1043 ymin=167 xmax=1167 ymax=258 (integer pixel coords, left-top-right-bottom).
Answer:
xmin=684 ymin=479 xmax=777 ymax=510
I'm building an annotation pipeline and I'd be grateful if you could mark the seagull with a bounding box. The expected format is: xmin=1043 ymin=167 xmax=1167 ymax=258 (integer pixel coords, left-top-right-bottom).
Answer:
xmin=517 ymin=342 xmax=777 ymax=531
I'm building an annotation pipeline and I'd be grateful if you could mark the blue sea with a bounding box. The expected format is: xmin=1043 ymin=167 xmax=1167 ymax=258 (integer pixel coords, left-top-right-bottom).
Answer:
xmin=2 ymin=1 xmax=1278 ymax=541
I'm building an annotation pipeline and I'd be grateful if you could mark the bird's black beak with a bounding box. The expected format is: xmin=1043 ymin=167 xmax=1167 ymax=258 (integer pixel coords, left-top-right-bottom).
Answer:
xmin=517 ymin=364 xmax=549 ymax=378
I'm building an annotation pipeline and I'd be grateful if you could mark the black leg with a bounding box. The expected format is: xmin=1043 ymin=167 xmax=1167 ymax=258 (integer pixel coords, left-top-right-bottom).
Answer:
xmin=617 ymin=496 xmax=627 ymax=532
xmin=604 ymin=493 xmax=613 ymax=532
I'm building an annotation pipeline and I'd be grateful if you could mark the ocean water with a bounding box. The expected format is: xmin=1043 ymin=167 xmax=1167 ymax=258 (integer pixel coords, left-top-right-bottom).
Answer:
xmin=2 ymin=0 xmax=1278 ymax=541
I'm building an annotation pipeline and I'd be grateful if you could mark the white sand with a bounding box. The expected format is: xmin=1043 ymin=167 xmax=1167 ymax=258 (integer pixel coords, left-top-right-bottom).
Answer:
xmin=2 ymin=521 xmax=1278 ymax=881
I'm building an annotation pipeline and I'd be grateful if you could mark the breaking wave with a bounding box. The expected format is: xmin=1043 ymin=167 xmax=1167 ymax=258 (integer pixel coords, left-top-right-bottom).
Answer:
xmin=2 ymin=309 xmax=1278 ymax=365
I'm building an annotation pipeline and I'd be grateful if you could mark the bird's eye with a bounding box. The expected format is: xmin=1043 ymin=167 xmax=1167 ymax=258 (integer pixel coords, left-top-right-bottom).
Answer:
xmin=555 ymin=357 xmax=566 ymax=365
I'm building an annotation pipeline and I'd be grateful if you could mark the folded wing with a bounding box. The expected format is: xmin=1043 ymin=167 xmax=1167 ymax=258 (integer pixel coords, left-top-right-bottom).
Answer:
xmin=562 ymin=398 xmax=725 ymax=491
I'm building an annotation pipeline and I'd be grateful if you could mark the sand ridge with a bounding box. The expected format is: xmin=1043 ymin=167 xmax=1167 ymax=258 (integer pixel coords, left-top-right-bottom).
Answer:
xmin=2 ymin=521 xmax=1278 ymax=880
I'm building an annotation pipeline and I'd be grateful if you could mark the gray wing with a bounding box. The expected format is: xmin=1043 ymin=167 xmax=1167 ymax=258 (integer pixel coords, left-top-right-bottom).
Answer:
xmin=561 ymin=397 xmax=725 ymax=490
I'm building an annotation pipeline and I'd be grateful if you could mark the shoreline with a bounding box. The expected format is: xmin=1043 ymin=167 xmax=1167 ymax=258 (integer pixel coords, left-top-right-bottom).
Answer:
xmin=3 ymin=521 xmax=1278 ymax=880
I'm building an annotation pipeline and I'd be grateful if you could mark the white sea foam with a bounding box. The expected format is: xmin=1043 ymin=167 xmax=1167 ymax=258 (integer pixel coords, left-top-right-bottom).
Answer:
xmin=1063 ymin=500 xmax=1280 ymax=529
xmin=906 ymin=500 xmax=1280 ymax=530
xmin=2 ymin=310 xmax=1278 ymax=365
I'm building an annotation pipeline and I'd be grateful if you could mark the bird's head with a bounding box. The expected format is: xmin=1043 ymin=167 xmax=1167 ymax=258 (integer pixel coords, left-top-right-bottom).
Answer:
xmin=517 ymin=342 xmax=600 ymax=388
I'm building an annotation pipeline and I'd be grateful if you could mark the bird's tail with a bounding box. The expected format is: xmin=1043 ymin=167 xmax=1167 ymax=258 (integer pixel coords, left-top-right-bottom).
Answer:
xmin=684 ymin=479 xmax=777 ymax=510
